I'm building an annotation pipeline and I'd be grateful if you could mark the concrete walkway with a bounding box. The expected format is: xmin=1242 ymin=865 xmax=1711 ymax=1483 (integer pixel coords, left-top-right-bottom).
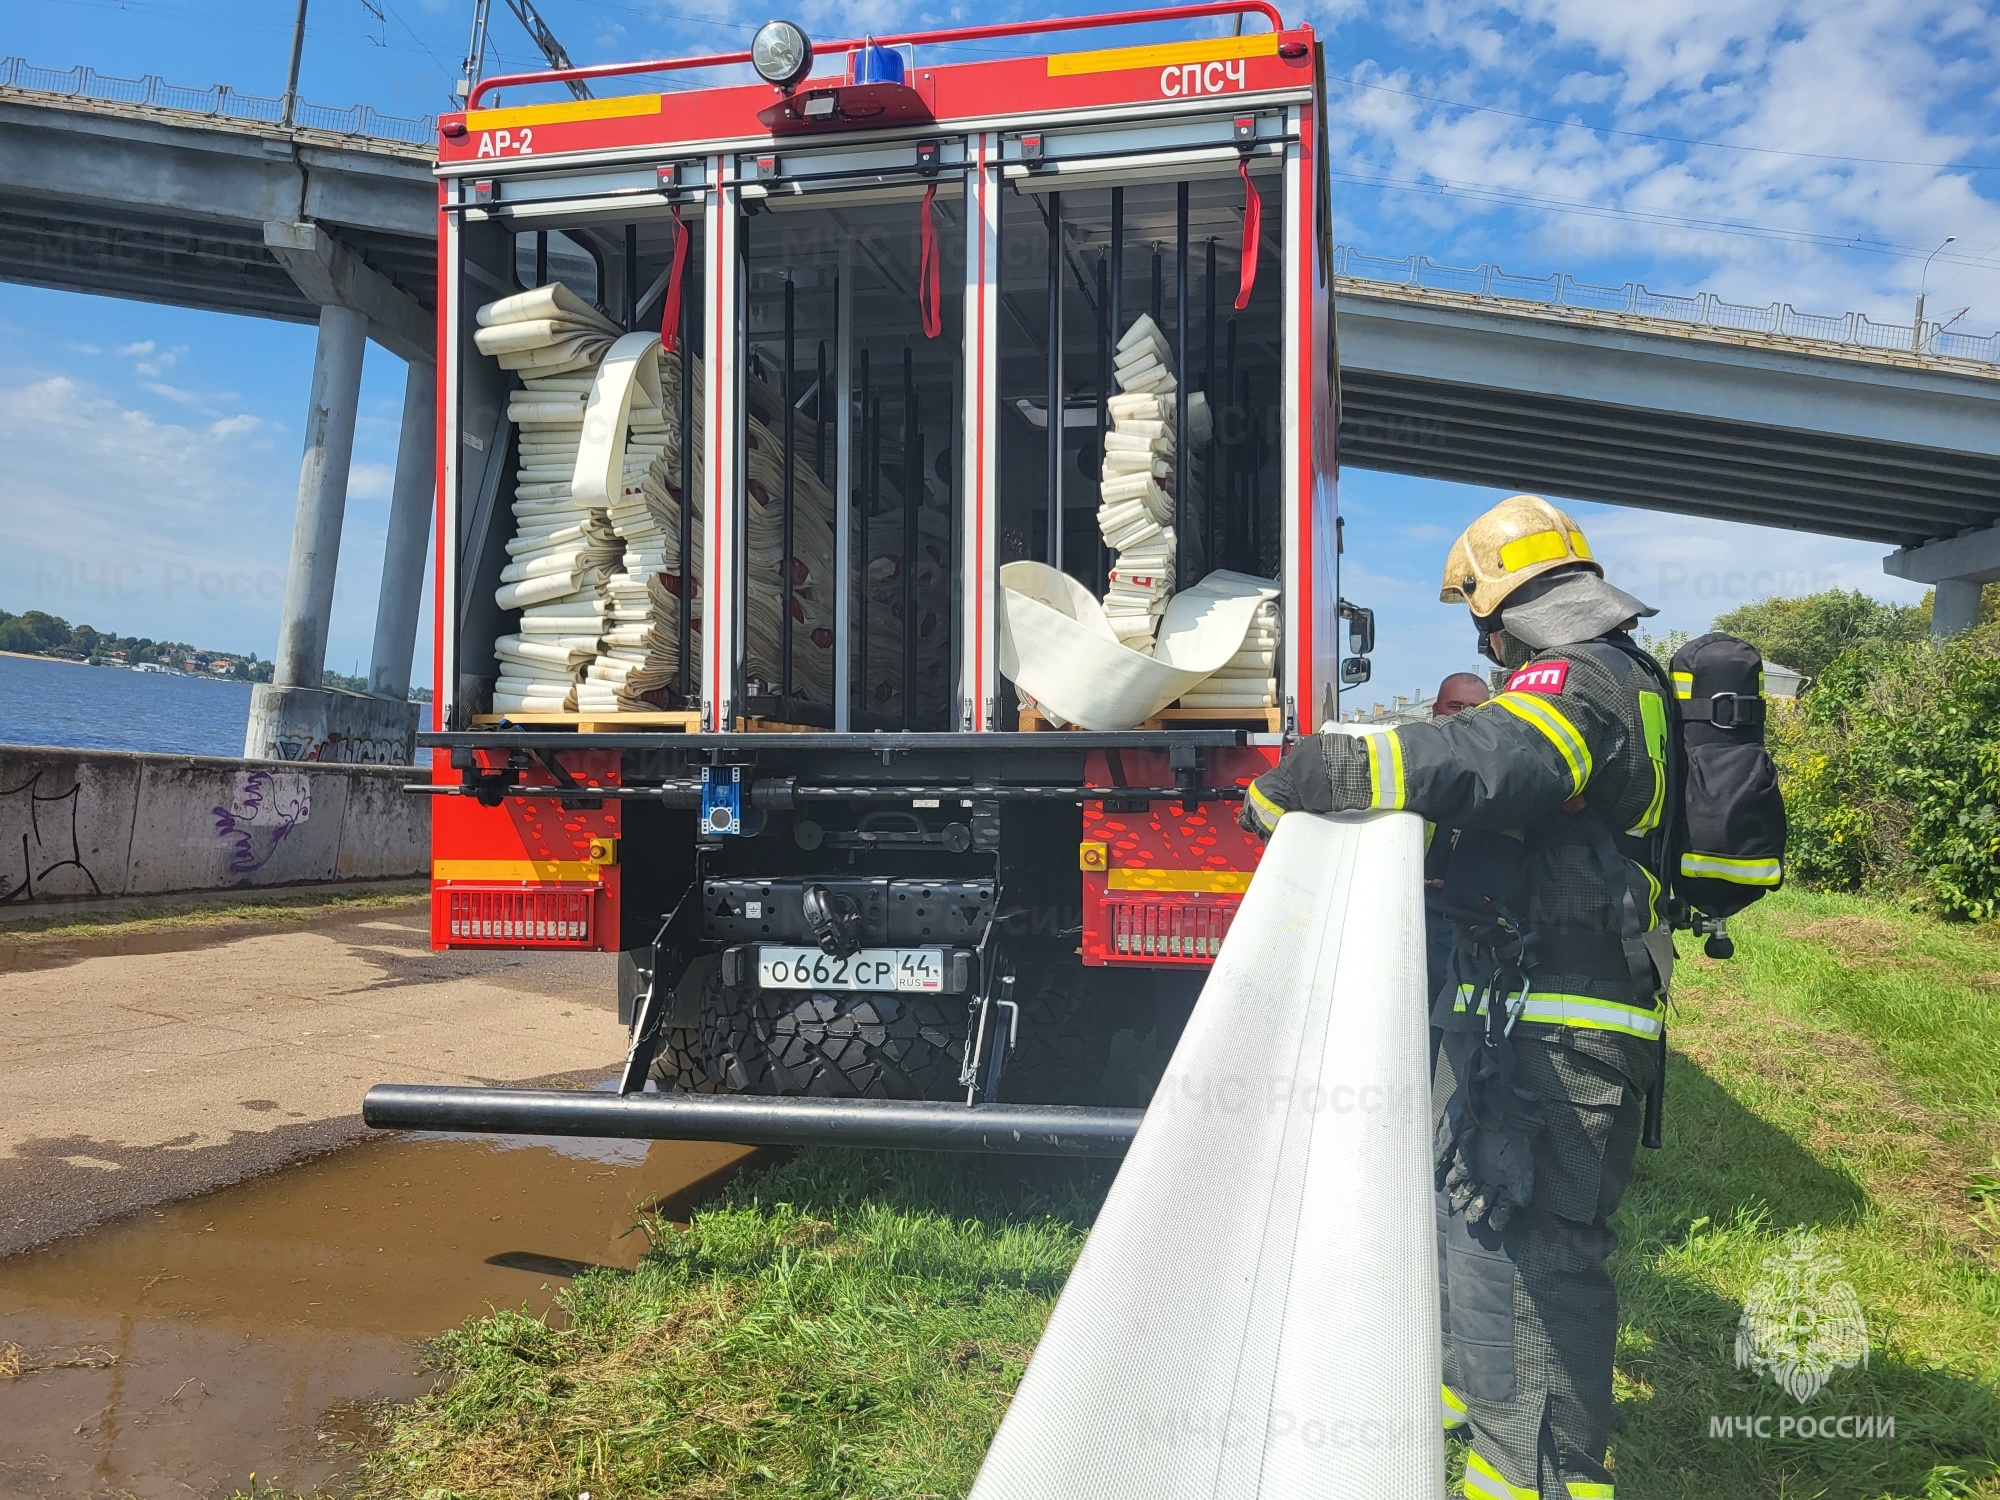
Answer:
xmin=0 ymin=899 xmax=619 ymax=1257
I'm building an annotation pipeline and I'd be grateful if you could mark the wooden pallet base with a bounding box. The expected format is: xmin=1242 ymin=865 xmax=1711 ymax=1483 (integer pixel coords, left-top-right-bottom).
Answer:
xmin=1018 ymin=704 xmax=1282 ymax=733
xmin=472 ymin=710 xmax=702 ymax=732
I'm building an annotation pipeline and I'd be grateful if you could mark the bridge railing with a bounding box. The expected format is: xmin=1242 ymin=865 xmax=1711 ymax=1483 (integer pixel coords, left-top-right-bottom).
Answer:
xmin=1333 ymin=245 xmax=2000 ymax=365
xmin=969 ymin=808 xmax=1443 ymax=1500
xmin=0 ymin=57 xmax=435 ymax=146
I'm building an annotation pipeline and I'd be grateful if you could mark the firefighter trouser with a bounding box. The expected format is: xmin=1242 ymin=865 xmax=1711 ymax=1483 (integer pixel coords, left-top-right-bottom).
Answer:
xmin=1434 ymin=1025 xmax=1651 ymax=1500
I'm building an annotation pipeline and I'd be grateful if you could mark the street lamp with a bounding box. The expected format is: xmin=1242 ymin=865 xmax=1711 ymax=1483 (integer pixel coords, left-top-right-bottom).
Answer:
xmin=1913 ymin=235 xmax=1956 ymax=352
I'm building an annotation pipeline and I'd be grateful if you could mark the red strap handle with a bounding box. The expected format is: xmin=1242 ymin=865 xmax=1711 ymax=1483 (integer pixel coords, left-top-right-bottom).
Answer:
xmin=1235 ymin=159 xmax=1262 ymax=311
xmin=919 ymin=183 xmax=942 ymax=339
xmin=660 ymin=206 xmax=690 ymax=351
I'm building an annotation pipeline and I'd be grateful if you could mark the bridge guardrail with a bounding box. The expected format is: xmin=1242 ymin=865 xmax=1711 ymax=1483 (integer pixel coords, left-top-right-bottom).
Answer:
xmin=0 ymin=57 xmax=435 ymax=145
xmin=1334 ymin=246 xmax=2000 ymax=365
xmin=969 ymin=809 xmax=1443 ymax=1500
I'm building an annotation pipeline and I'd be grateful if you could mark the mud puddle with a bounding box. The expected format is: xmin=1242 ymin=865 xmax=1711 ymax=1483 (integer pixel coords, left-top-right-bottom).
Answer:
xmin=0 ymin=1128 xmax=756 ymax=1498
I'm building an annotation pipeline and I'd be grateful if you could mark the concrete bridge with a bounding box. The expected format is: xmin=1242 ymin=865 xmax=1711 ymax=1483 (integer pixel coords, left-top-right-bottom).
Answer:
xmin=2 ymin=61 xmax=1996 ymax=762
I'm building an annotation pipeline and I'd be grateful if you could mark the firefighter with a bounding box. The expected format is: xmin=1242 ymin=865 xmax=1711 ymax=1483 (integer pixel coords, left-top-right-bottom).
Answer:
xmin=1240 ymin=494 xmax=1674 ymax=1500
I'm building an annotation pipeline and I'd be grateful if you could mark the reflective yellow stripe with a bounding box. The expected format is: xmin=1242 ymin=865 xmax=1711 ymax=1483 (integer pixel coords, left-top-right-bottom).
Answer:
xmin=1639 ymin=863 xmax=1662 ymax=929
xmin=1244 ymin=780 xmax=1285 ymax=832
xmin=433 ymin=858 xmax=601 ymax=882
xmin=1492 ymin=692 xmax=1592 ymax=797
xmin=1680 ymin=852 xmax=1782 ymax=885
xmin=465 ymin=94 xmax=662 ymax=129
xmin=1629 ymin=689 xmax=1667 ymax=836
xmin=1568 ymin=529 xmax=1593 ymax=560
xmin=1568 ymin=1485 xmax=1615 ymax=1499
xmin=1466 ymin=1452 xmax=1538 ymax=1500
xmin=1364 ymin=730 xmax=1407 ymax=810
xmin=1441 ymin=1383 xmax=1469 ymax=1430
xmin=1108 ymin=868 xmax=1253 ymax=893
xmin=1671 ymin=670 xmax=1694 ymax=701
xmin=1047 ymin=31 xmax=1278 ymax=75
xmin=1456 ymin=985 xmax=1664 ymax=1040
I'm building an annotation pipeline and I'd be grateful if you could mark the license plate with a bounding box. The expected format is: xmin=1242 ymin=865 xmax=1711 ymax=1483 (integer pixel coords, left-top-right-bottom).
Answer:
xmin=757 ymin=946 xmax=944 ymax=993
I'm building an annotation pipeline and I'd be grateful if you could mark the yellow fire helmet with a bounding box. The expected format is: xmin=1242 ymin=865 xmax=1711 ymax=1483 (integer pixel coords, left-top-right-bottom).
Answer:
xmin=1439 ymin=494 xmax=1601 ymax=620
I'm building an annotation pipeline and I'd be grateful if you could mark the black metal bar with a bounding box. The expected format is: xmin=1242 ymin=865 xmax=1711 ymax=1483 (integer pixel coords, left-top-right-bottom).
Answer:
xmin=1150 ymin=247 xmax=1163 ymax=327
xmin=421 ymin=727 xmax=1248 ymax=751
xmin=1242 ymin=367 xmax=1257 ymax=572
xmin=1109 ymin=188 xmax=1124 ymax=338
xmin=859 ymin=346 xmax=872 ymax=717
xmin=534 ymin=230 xmax=548 ymax=286
xmin=1224 ymin=316 xmax=1239 ymax=572
xmin=1104 ymin=253 xmax=1120 ymax=588
xmin=816 ymin=337 xmax=828 ymax=482
xmin=902 ymin=345 xmax=918 ymax=732
xmin=624 ymin=222 xmax=638 ymax=327
xmin=1045 ymin=190 xmax=1063 ymax=574
xmin=1175 ymin=181 xmax=1189 ymax=589
xmin=363 ymin=1086 xmax=1143 ymax=1157
xmin=783 ymin=276 xmax=797 ymax=712
xmin=407 ymin=780 xmax=1242 ymax=804
xmin=678 ymin=238 xmax=694 ymax=700
xmin=1205 ymin=236 xmax=1217 ymax=576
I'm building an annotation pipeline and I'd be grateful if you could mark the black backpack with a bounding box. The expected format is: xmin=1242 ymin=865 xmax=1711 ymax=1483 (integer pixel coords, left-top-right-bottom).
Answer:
xmin=1667 ymin=633 xmax=1788 ymax=933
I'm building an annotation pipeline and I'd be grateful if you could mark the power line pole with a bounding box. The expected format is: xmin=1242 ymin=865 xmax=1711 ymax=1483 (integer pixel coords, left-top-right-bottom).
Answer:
xmin=280 ymin=0 xmax=309 ymax=127
xmin=458 ymin=0 xmax=494 ymax=101
xmin=506 ymin=0 xmax=593 ymax=99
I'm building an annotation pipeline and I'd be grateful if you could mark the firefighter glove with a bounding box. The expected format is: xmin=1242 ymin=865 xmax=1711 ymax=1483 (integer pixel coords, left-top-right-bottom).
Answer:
xmin=1436 ymin=1070 xmax=1544 ymax=1233
xmin=1237 ymin=734 xmax=1334 ymax=839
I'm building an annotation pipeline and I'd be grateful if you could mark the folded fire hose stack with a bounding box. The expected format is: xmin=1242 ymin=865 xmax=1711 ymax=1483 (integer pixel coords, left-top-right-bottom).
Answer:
xmin=581 ymin=344 xmax=705 ymax=711
xmin=477 ymin=285 xmax=625 ymax=714
xmin=1097 ymin=313 xmax=1204 ymax=652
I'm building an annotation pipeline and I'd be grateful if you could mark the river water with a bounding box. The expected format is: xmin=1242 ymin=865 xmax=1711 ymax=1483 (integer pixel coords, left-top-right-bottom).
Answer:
xmin=0 ymin=655 xmax=253 ymax=758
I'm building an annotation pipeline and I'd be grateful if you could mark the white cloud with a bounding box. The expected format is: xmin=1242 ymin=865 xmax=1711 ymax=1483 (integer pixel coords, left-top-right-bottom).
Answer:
xmin=116 ymin=340 xmax=155 ymax=358
xmin=346 ymin=460 xmax=396 ymax=501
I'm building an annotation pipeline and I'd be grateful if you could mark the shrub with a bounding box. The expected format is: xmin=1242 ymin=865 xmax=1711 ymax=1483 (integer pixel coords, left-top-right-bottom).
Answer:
xmin=1771 ymin=624 xmax=2000 ymax=918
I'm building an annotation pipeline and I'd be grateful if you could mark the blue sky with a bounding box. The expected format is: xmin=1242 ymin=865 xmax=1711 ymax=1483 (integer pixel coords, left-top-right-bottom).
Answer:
xmin=4 ymin=0 xmax=1996 ymax=698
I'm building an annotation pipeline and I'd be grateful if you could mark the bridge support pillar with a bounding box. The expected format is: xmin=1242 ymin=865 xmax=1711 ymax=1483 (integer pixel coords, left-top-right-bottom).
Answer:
xmin=367 ymin=359 xmax=436 ymax=705
xmin=1883 ymin=524 xmax=2000 ymax=638
xmin=247 ymin=303 xmax=416 ymax=762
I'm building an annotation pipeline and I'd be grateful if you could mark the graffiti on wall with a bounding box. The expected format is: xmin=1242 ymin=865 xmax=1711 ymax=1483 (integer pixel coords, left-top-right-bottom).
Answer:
xmin=211 ymin=770 xmax=313 ymax=875
xmin=265 ymin=731 xmax=411 ymax=766
xmin=0 ymin=770 xmax=102 ymax=902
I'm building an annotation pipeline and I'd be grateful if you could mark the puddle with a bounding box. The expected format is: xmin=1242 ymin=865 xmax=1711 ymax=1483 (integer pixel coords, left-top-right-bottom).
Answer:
xmin=0 ymin=1129 xmax=757 ymax=1498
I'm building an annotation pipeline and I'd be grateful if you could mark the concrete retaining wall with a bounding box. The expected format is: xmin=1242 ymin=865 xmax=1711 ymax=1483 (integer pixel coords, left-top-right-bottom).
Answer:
xmin=0 ymin=743 xmax=429 ymax=905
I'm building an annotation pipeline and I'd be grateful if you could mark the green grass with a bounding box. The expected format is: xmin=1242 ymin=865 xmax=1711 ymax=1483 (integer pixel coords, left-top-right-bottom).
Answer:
xmin=0 ymin=883 xmax=427 ymax=943
xmin=328 ymin=887 xmax=1999 ymax=1500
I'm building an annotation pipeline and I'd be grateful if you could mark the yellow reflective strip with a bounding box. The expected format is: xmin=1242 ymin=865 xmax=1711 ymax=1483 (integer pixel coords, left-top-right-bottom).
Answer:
xmin=1639 ymin=864 xmax=1662 ymax=928
xmin=1466 ymin=1452 xmax=1538 ymax=1500
xmin=1441 ymin=1383 xmax=1469 ymax=1419
xmin=1385 ymin=729 xmax=1408 ymax=809
xmin=1518 ymin=994 xmax=1664 ymax=1039
xmin=465 ymin=94 xmax=663 ymax=129
xmin=1107 ymin=868 xmax=1253 ymax=893
xmin=1244 ymin=780 xmax=1285 ymax=832
xmin=1670 ymin=670 xmax=1694 ymax=700
xmin=1568 ymin=1485 xmax=1615 ymax=1500
xmin=1680 ymin=852 xmax=1782 ymax=885
xmin=1047 ymin=31 xmax=1279 ymax=75
xmin=433 ymin=858 xmax=600 ymax=882
xmin=1459 ymin=985 xmax=1664 ymax=1039
xmin=1493 ymin=693 xmax=1591 ymax=796
xmin=1629 ymin=690 xmax=1667 ymax=835
xmin=1568 ymin=529 xmax=1593 ymax=560
xmin=1364 ymin=733 xmax=1392 ymax=808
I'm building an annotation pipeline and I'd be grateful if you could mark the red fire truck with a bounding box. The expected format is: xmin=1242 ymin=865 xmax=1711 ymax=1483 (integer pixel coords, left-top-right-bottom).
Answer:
xmin=379 ymin=2 xmax=1373 ymax=1146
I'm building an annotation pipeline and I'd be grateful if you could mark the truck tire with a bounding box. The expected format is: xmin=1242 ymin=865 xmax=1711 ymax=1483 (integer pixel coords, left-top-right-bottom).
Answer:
xmin=997 ymin=951 xmax=1120 ymax=1104
xmin=648 ymin=1025 xmax=715 ymax=1094
xmin=702 ymin=985 xmax=965 ymax=1100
